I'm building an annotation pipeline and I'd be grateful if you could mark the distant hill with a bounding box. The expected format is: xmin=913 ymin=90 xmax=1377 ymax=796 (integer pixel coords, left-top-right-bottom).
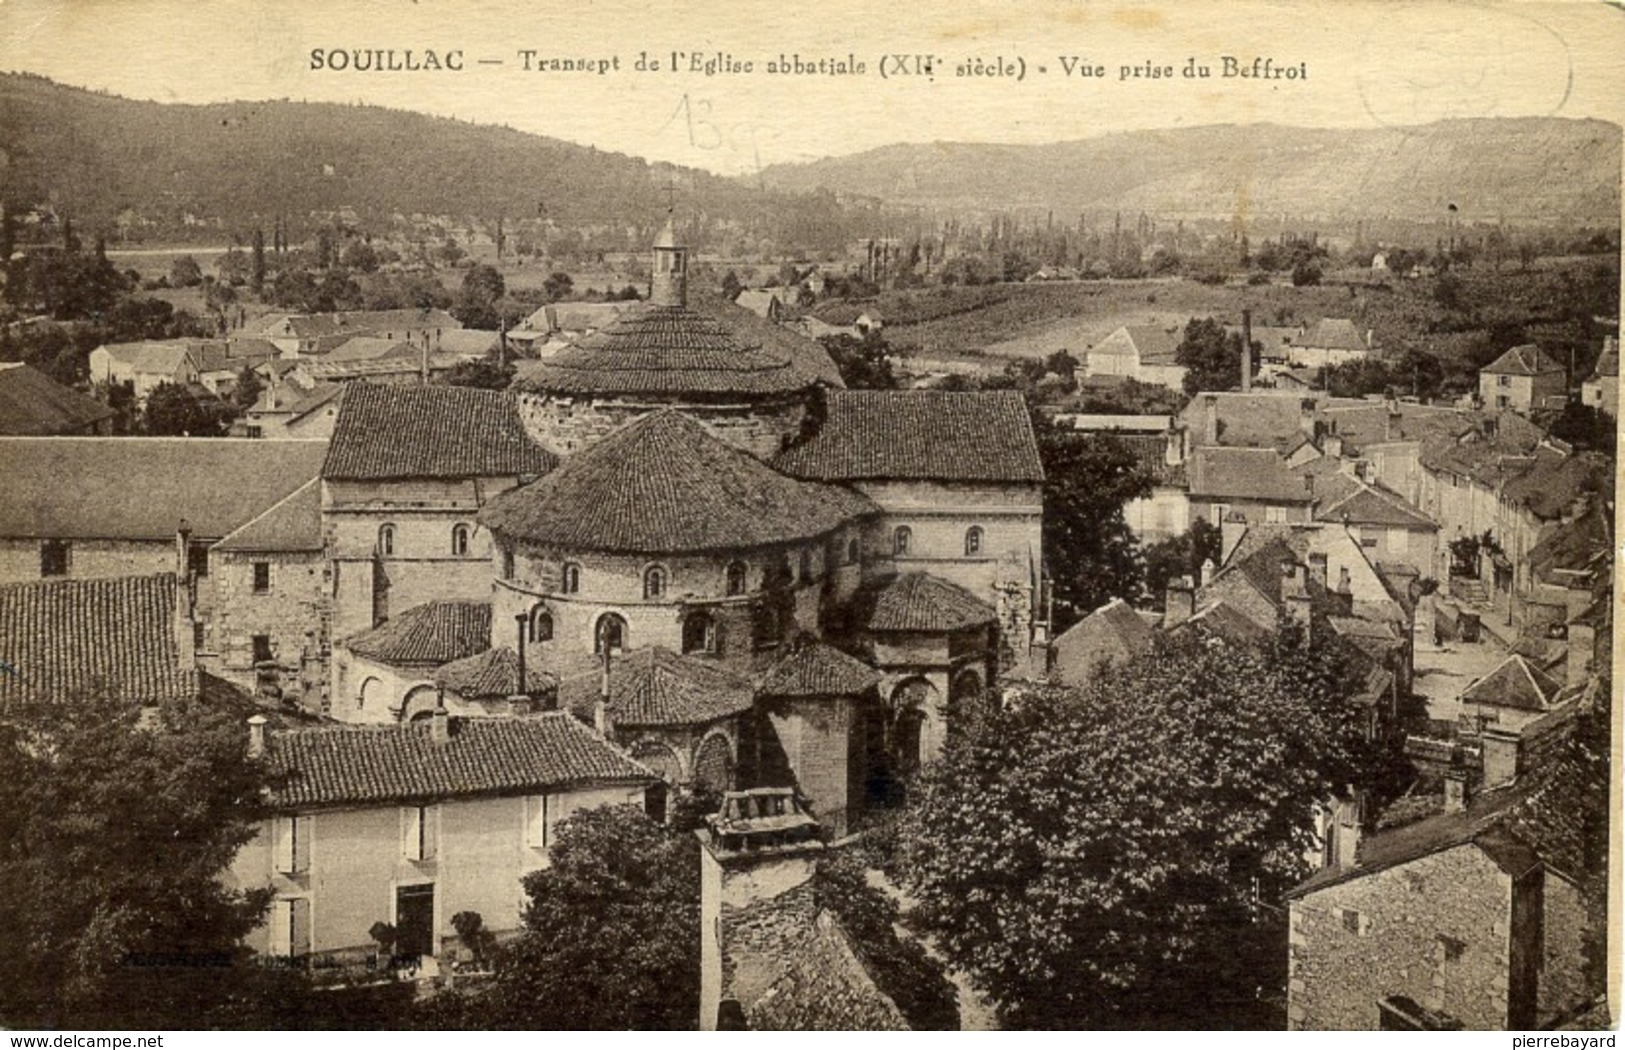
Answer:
xmin=0 ymin=73 xmax=841 ymax=245
xmin=757 ymin=119 xmax=1622 ymax=225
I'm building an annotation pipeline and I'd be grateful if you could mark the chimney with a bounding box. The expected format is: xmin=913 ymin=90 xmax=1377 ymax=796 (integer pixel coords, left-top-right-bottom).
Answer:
xmin=1164 ymin=574 xmax=1197 ymax=626
xmin=1323 ymin=432 xmax=1343 ymax=458
xmin=1200 ymin=557 xmax=1216 ymax=586
xmin=247 ymin=714 xmax=267 ymax=759
xmin=1201 ymin=393 xmax=1219 ymax=446
xmin=1480 ymin=726 xmax=1521 ymax=791
xmin=430 ymin=687 xmax=450 ymax=744
xmin=1221 ymin=510 xmax=1247 ymax=564
xmin=1299 ymin=398 xmax=1317 ymax=437
xmin=1284 ymin=562 xmax=1313 ymax=641
xmin=1443 ymin=766 xmax=1470 ymax=813
xmin=1239 ymin=308 xmax=1253 ymax=393
xmin=698 ymin=789 xmax=825 ymax=1030
xmin=175 ymin=519 xmax=192 ymax=578
xmin=1308 ymin=552 xmax=1329 ymax=589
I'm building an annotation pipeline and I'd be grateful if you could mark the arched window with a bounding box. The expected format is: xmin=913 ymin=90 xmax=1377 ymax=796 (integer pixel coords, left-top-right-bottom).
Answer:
xmin=682 ymin=611 xmax=717 ymax=654
xmin=595 ymin=613 xmax=628 ymax=654
xmin=561 ymin=562 xmax=581 ymax=594
xmin=643 ymin=564 xmax=667 ymax=600
xmin=530 ymin=607 xmax=553 ymax=643
xmin=725 ymin=560 xmax=747 ymax=596
xmin=378 ymin=524 xmax=396 ymax=556
xmin=965 ymin=525 xmax=985 ymax=556
xmin=847 ymin=536 xmax=860 ymax=564
xmin=451 ymin=524 xmax=471 ymax=557
xmin=893 ymin=526 xmax=912 ymax=556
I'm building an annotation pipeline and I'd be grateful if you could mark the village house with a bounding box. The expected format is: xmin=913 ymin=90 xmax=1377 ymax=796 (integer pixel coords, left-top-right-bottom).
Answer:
xmin=1479 ymin=344 xmax=1567 ymax=415
xmin=1047 ymin=597 xmax=1156 ymax=690
xmin=0 ymin=362 xmax=114 ymax=435
xmin=242 ymin=381 xmax=345 ymax=439
xmin=796 ymin=301 xmax=883 ymax=341
xmin=232 ymin=711 xmax=654 ymax=973
xmin=1578 ymin=336 xmax=1617 ymax=418
xmin=1057 ymin=415 xmax=1188 ymax=544
xmin=87 ymin=340 xmax=201 ymax=402
xmin=251 ymin=308 xmax=462 ymax=358
xmin=1084 ymin=324 xmax=1188 ymax=391
xmin=1186 ymin=446 xmax=1315 ymax=529
xmin=1290 ymin=318 xmax=1377 ymax=370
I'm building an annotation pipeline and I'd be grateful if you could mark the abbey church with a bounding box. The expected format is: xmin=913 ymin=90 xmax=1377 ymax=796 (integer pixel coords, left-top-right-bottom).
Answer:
xmin=317 ymin=222 xmax=1046 ymax=834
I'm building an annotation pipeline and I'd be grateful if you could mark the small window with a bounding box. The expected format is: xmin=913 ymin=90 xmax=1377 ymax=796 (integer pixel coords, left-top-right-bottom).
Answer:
xmin=725 ymin=561 xmax=747 ymax=596
xmin=40 ymin=539 xmax=69 ymax=577
xmin=1266 ymin=506 xmax=1287 ymax=525
xmin=273 ymin=815 xmax=312 ymax=876
xmin=502 ymin=548 xmax=515 ymax=580
xmin=644 ymin=565 xmax=667 ymax=600
xmin=1340 ymin=908 xmax=1365 ymax=936
xmin=893 ymin=526 xmax=912 ymax=556
xmin=683 ymin=611 xmax=717 ymax=654
xmin=378 ymin=524 xmax=396 ymax=556
xmin=252 ymin=635 xmax=274 ymax=664
xmin=798 ymin=548 xmax=813 ymax=581
xmin=193 ymin=621 xmax=206 ymax=649
xmin=530 ymin=608 xmax=553 ymax=643
xmin=188 ymin=541 xmax=211 ymax=578
xmin=595 ymin=613 xmax=627 ymax=654
xmin=846 ymin=536 xmax=860 ymax=564
xmin=451 ymin=524 xmax=471 ymax=557
xmin=965 ymin=526 xmax=984 ymax=556
xmin=561 ymin=562 xmax=581 ymax=595
xmin=253 ymin=562 xmax=271 ymax=594
xmin=1437 ymin=934 xmax=1465 ymax=962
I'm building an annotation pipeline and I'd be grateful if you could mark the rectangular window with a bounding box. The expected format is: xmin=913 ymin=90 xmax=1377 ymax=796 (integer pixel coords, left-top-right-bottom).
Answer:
xmin=188 ymin=541 xmax=211 ymax=578
xmin=1340 ymin=907 xmax=1369 ymax=936
xmin=524 ymin=794 xmax=551 ymax=850
xmin=402 ymin=805 xmax=438 ymax=862
xmin=269 ymin=898 xmax=311 ymax=957
xmin=1265 ymin=505 xmax=1287 ymax=524
xmin=1437 ymin=934 xmax=1466 ymax=962
xmin=253 ymin=562 xmax=271 ymax=594
xmin=252 ymin=635 xmax=274 ymax=663
xmin=193 ymin=621 xmax=206 ymax=650
xmin=40 ymin=539 xmax=69 ymax=577
xmin=273 ymin=815 xmax=312 ymax=876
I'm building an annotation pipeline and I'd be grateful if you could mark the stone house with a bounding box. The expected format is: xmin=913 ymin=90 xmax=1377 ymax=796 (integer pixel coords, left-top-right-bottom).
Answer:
xmin=87 ymin=340 xmax=201 ymax=402
xmin=232 ymin=711 xmax=653 ymax=971
xmin=251 ymin=308 xmax=461 ymax=358
xmin=1085 ymin=324 xmax=1188 ymax=391
xmin=1578 ymin=337 xmax=1616 ymax=418
xmin=332 ymin=601 xmax=494 ymax=723
xmin=1479 ymin=344 xmax=1566 ymax=415
xmin=1290 ymin=319 xmax=1376 ymax=369
xmin=1048 ymin=596 xmax=1157 ymax=690
xmin=1186 ymin=446 xmax=1315 ymax=530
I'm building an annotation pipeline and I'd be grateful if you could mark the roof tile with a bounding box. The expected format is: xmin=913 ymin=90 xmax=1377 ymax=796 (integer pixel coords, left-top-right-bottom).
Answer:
xmin=322 ymin=384 xmax=556 ymax=480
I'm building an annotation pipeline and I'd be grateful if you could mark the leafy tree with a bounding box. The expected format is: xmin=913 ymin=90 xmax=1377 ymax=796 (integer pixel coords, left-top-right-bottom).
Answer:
xmin=0 ymin=693 xmax=292 ymax=1029
xmin=542 ymin=271 xmax=574 ymax=303
xmin=170 ymin=255 xmax=204 ymax=288
xmin=719 ymin=269 xmax=743 ymax=301
xmin=1546 ymin=401 xmax=1614 ymax=451
xmin=144 ymin=381 xmax=230 ymax=437
xmin=1176 ymin=316 xmax=1257 ymax=395
xmin=453 ymin=264 xmax=506 ymax=329
xmin=251 ymin=229 xmax=267 ymax=294
xmin=484 ymin=805 xmax=699 ymax=1029
xmin=899 ymin=629 xmax=1383 ymax=1029
xmin=1141 ymin=519 xmax=1222 ymax=608
xmin=1035 ymin=417 xmax=1153 ymax=627
xmin=1290 ymin=260 xmax=1322 ymax=286
xmin=340 ymin=240 xmax=380 ymax=274
xmin=436 ymin=354 xmax=516 ymax=391
xmin=819 ymin=332 xmax=896 ymax=390
xmin=232 ymin=366 xmax=264 ymax=411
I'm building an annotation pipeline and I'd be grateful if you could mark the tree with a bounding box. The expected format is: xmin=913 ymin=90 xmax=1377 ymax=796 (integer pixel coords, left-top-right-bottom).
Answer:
xmin=436 ymin=354 xmax=516 ymax=391
xmin=1141 ymin=519 xmax=1222 ymax=608
xmin=484 ymin=805 xmax=699 ymax=1029
xmin=1290 ymin=260 xmax=1322 ymax=286
xmin=819 ymin=332 xmax=896 ymax=390
xmin=899 ymin=629 xmax=1384 ymax=1029
xmin=251 ymin=229 xmax=267 ymax=294
xmin=170 ymin=255 xmax=204 ymax=288
xmin=453 ymin=264 xmax=506 ymax=329
xmin=542 ymin=271 xmax=574 ymax=303
xmin=719 ymin=269 xmax=743 ymax=301
xmin=340 ymin=240 xmax=381 ymax=274
xmin=1546 ymin=401 xmax=1615 ymax=451
xmin=0 ymin=693 xmax=291 ymax=1028
xmin=144 ymin=382 xmax=230 ymax=437
xmin=232 ymin=365 xmax=264 ymax=411
xmin=1035 ymin=418 xmax=1153 ymax=627
xmin=1176 ymin=316 xmax=1257 ymax=395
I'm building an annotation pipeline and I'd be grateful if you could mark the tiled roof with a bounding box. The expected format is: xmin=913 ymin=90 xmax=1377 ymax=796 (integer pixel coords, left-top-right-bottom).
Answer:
xmin=1588 ymin=341 xmax=1617 ymax=380
xmin=95 ymin=341 xmax=194 ymax=374
xmin=1460 ymin=655 xmax=1560 ymax=713
xmin=214 ymin=478 xmax=322 ymax=552
xmin=1093 ymin=325 xmax=1182 ymax=365
xmin=322 ymin=384 xmax=557 ymax=480
xmin=1050 ymin=597 xmax=1157 ymax=688
xmin=774 ymin=390 xmax=1044 ymax=483
xmin=263 ymin=712 xmax=653 ymax=809
xmin=1500 ymin=448 xmax=1609 ymax=521
xmin=521 ymin=301 xmax=640 ymax=334
xmin=1316 ymin=482 xmax=1437 ymax=530
xmin=0 ymin=364 xmax=114 ymax=435
xmin=1297 ymin=318 xmax=1369 ymax=353
xmin=849 ymin=572 xmax=995 ymax=633
xmin=257 ymin=309 xmax=461 ymax=341
xmin=695 ymin=292 xmax=844 ymax=388
xmin=433 ymin=647 xmax=557 ymax=700
xmin=0 ymin=573 xmax=194 ymax=708
xmin=189 ymin=340 xmax=276 ymax=374
xmin=1188 ymin=447 xmax=1313 ymax=503
xmin=757 ymin=643 xmax=880 ymax=698
xmin=1482 ymin=343 xmax=1564 ymax=376
xmin=481 ymin=411 xmax=876 ymax=554
xmin=285 ymin=382 xmax=345 ymax=424
xmin=343 ymin=601 xmax=492 ymax=666
xmin=559 ymin=648 xmax=756 ymax=728
xmin=1180 ymin=392 xmax=1317 ymax=454
xmin=0 ymin=438 xmax=326 ymax=541
xmin=513 ymin=304 xmax=816 ymax=396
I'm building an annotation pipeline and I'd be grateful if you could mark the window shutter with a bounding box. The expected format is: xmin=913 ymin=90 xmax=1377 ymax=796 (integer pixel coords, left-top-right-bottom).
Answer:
xmin=273 ymin=817 xmax=294 ymax=874
xmin=293 ymin=815 xmax=312 ymax=875
xmin=270 ymin=900 xmax=292 ymax=956
xmin=290 ymin=898 xmax=311 ymax=958
xmin=421 ymin=806 xmax=439 ymax=862
xmin=401 ymin=806 xmax=422 ymax=861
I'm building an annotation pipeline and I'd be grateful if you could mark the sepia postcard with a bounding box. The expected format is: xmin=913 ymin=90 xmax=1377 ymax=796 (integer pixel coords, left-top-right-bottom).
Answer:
xmin=0 ymin=0 xmax=1621 ymax=1037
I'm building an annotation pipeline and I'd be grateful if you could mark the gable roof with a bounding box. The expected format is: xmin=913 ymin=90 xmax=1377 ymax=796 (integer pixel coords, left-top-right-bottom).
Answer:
xmin=0 ymin=438 xmax=327 ymax=541
xmin=1298 ymin=318 xmax=1369 ymax=352
xmin=757 ymin=643 xmax=880 ymax=698
xmin=848 ymin=572 xmax=996 ymax=633
xmin=0 ymin=364 xmax=114 ymax=435
xmin=214 ymin=478 xmax=323 ymax=553
xmin=559 ymin=647 xmax=756 ymax=728
xmin=263 ymin=712 xmax=652 ymax=809
xmin=1460 ymin=654 xmax=1561 ymax=713
xmin=255 ymin=308 xmax=461 ymax=342
xmin=342 ymin=601 xmax=492 ymax=666
xmin=1316 ymin=481 xmax=1438 ymax=530
xmin=1094 ymin=325 xmax=1182 ymax=365
xmin=1188 ymin=446 xmax=1313 ymax=503
xmin=1587 ymin=340 xmax=1617 ymax=380
xmin=481 ymin=411 xmax=876 ymax=555
xmin=0 ymin=573 xmax=194 ymax=708
xmin=1482 ymin=343 xmax=1565 ymax=376
xmin=1180 ymin=391 xmax=1318 ymax=454
xmin=1050 ymin=597 xmax=1157 ymax=688
xmin=774 ymin=390 xmax=1044 ymax=483
xmin=94 ymin=341 xmax=195 ymax=374
xmin=322 ymin=384 xmax=557 ymax=480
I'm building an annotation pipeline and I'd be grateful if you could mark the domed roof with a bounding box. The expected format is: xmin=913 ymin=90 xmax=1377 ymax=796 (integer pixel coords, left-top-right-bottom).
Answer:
xmin=479 ymin=410 xmax=877 ymax=554
xmin=512 ymin=304 xmax=816 ymax=397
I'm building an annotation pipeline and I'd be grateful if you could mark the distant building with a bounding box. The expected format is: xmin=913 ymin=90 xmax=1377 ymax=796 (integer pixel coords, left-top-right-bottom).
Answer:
xmin=1291 ymin=319 xmax=1376 ymax=369
xmin=250 ymin=309 xmax=461 ymax=358
xmin=1048 ymin=597 xmax=1156 ymax=690
xmin=87 ymin=340 xmax=201 ymax=402
xmin=1085 ymin=324 xmax=1188 ymax=391
xmin=0 ymin=363 xmax=113 ymax=435
xmin=1578 ymin=337 xmax=1617 ymax=418
xmin=1478 ymin=344 xmax=1566 ymax=415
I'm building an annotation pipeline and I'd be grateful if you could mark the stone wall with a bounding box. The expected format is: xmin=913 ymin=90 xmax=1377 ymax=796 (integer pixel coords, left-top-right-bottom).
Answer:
xmin=1289 ymin=843 xmax=1517 ymax=1030
xmin=0 ymin=537 xmax=176 ymax=584
xmin=206 ymin=548 xmax=329 ymax=707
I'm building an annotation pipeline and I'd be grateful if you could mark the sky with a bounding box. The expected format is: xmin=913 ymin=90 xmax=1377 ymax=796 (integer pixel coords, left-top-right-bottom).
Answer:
xmin=3 ymin=0 xmax=1624 ymax=176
